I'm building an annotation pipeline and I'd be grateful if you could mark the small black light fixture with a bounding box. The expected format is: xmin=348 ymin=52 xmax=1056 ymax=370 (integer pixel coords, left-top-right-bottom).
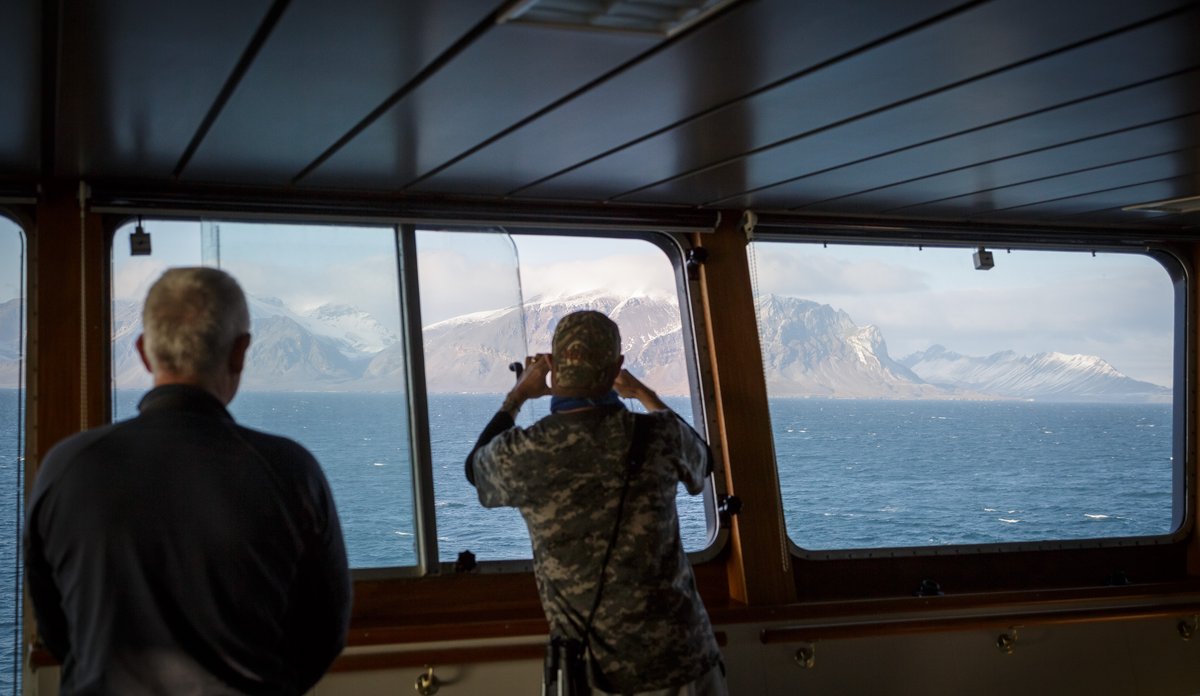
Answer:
xmin=973 ymin=246 xmax=994 ymax=271
xmin=497 ymin=0 xmax=738 ymax=37
xmin=130 ymin=216 xmax=152 ymax=256
xmin=1123 ymin=193 xmax=1200 ymax=215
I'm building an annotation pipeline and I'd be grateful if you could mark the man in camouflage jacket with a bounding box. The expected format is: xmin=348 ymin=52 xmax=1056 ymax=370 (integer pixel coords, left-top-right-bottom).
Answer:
xmin=466 ymin=310 xmax=726 ymax=695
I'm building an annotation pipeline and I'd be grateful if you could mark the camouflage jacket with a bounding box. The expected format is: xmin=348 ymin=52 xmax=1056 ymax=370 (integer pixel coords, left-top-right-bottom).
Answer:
xmin=468 ymin=404 xmax=721 ymax=694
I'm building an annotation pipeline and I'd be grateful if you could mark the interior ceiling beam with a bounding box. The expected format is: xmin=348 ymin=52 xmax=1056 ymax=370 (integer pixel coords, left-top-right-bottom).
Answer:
xmin=290 ymin=2 xmax=515 ymax=185
xmin=39 ymin=0 xmax=59 ymax=176
xmin=173 ymin=0 xmax=292 ymax=178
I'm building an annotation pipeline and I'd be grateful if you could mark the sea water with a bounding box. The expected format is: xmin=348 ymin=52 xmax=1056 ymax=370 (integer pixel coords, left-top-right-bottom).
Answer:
xmin=770 ymin=398 xmax=1174 ymax=550
xmin=0 ymin=391 xmax=1175 ymax=691
xmin=0 ymin=389 xmax=22 ymax=694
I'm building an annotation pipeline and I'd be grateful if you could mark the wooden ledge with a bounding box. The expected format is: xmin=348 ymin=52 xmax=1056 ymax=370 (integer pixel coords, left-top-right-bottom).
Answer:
xmin=330 ymin=644 xmax=545 ymax=673
xmin=755 ymin=583 xmax=1200 ymax=644
xmin=761 ymin=601 xmax=1200 ymax=644
xmin=332 ymin=632 xmax=728 ymax=673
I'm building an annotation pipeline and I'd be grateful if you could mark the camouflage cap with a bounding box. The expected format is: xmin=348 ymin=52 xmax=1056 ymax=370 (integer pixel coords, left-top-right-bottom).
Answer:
xmin=552 ymin=310 xmax=621 ymax=394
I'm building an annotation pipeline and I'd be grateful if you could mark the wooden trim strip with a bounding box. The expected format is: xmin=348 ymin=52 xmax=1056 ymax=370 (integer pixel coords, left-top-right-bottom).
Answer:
xmin=760 ymin=601 xmax=1200 ymax=644
xmin=328 ymin=644 xmax=544 ymax=673
xmin=31 ymin=633 xmax=728 ymax=673
xmin=333 ymin=631 xmax=729 ymax=673
xmin=347 ymin=619 xmax=549 ymax=647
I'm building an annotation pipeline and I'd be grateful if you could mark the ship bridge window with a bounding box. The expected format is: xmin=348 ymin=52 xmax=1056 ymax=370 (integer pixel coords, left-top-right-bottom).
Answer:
xmin=417 ymin=230 xmax=712 ymax=564
xmin=0 ymin=215 xmax=26 ymax=693
xmin=747 ymin=240 xmax=1183 ymax=554
xmin=112 ymin=221 xmax=414 ymax=570
xmin=111 ymin=221 xmax=714 ymax=572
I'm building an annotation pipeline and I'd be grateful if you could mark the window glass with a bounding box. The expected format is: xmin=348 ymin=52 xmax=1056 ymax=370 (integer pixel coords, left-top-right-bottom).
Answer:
xmin=0 ymin=216 xmax=25 ymax=694
xmin=416 ymin=230 xmax=530 ymax=563
xmin=749 ymin=241 xmax=1178 ymax=551
xmin=112 ymin=221 xmax=715 ymax=571
xmin=419 ymin=231 xmax=712 ymax=562
xmin=112 ymin=221 xmax=414 ymax=569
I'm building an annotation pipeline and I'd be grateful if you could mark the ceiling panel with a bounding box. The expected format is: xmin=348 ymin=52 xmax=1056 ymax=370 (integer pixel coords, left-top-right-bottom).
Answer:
xmin=0 ymin=0 xmax=40 ymax=178
xmin=301 ymin=23 xmax=657 ymax=190
xmin=54 ymin=0 xmax=273 ymax=178
xmin=3 ymin=0 xmax=1197 ymax=230
xmin=886 ymin=125 xmax=1200 ymax=214
xmin=618 ymin=6 xmax=1200 ymax=207
xmin=183 ymin=0 xmax=500 ymax=184
xmin=411 ymin=0 xmax=965 ymax=197
xmin=520 ymin=0 xmax=1191 ymax=203
xmin=982 ymin=176 xmax=1200 ymax=223
xmin=803 ymin=111 xmax=1200 ymax=216
xmin=737 ymin=72 xmax=1200 ymax=211
xmin=894 ymin=149 xmax=1198 ymax=216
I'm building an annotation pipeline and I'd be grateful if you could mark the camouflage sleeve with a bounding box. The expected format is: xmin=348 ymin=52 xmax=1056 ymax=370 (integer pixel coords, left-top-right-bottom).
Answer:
xmin=470 ymin=424 xmax=538 ymax=508
xmin=465 ymin=411 xmax=515 ymax=486
xmin=660 ymin=411 xmax=712 ymax=495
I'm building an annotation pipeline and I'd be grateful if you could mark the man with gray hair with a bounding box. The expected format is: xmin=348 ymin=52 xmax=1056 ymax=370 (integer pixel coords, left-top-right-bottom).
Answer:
xmin=466 ymin=310 xmax=726 ymax=695
xmin=25 ymin=267 xmax=351 ymax=695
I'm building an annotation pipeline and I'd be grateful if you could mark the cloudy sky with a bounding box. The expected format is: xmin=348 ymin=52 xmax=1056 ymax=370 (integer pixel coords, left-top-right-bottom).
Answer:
xmin=109 ymin=221 xmax=678 ymax=325
xmin=750 ymin=241 xmax=1175 ymax=386
xmin=418 ymin=230 xmax=677 ymax=325
xmin=111 ymin=220 xmax=404 ymax=328
xmin=3 ymin=217 xmax=1164 ymax=390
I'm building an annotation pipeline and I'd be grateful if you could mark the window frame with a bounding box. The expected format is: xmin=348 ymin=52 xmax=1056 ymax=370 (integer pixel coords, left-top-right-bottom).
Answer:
xmin=746 ymin=232 xmax=1192 ymax=565
xmin=0 ymin=209 xmax=27 ymax=696
xmin=406 ymin=224 xmax=726 ymax=575
xmin=104 ymin=217 xmax=726 ymax=580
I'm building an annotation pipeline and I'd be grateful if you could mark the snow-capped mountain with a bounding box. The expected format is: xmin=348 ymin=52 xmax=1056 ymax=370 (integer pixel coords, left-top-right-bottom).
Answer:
xmin=248 ymin=296 xmax=398 ymax=358
xmin=109 ymin=295 xmax=400 ymax=392
xmin=756 ymin=295 xmax=952 ymax=399
xmin=901 ymin=345 xmax=1170 ymax=402
xmin=241 ymin=315 xmax=360 ymax=390
xmin=418 ymin=292 xmax=688 ymax=394
xmin=0 ymin=293 xmax=1172 ymax=402
xmin=112 ymin=299 xmax=148 ymax=389
xmin=420 ymin=304 xmax=529 ymax=394
xmin=0 ymin=299 xmax=22 ymax=387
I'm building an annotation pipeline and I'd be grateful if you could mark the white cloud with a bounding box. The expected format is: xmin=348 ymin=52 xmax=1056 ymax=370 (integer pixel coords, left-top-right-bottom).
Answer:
xmin=415 ymin=234 xmax=680 ymax=323
xmin=112 ymin=258 xmax=171 ymax=302
xmin=0 ymin=223 xmax=23 ymax=302
xmin=417 ymin=248 xmax=523 ymax=325
xmin=224 ymin=253 xmax=403 ymax=332
xmin=520 ymin=253 xmax=677 ymax=302
xmin=752 ymin=245 xmax=930 ymax=298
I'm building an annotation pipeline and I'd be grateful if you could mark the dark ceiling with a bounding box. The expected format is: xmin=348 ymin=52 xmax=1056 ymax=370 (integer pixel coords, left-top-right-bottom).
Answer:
xmin=3 ymin=0 xmax=1199 ymax=230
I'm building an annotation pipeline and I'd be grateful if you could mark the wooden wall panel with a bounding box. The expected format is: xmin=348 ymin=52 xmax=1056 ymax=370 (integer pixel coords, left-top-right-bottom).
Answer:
xmin=693 ymin=215 xmax=795 ymax=605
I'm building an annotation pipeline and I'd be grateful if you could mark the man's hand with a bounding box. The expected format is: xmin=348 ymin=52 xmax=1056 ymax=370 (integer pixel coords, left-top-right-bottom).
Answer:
xmin=515 ymin=354 xmax=552 ymax=400
xmin=614 ymin=369 xmax=669 ymax=412
xmin=501 ymin=354 xmax=551 ymax=417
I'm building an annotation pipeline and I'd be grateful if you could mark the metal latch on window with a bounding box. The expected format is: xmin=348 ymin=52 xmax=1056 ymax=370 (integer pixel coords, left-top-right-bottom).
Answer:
xmin=717 ymin=494 xmax=742 ymax=528
xmin=686 ymin=247 xmax=708 ymax=280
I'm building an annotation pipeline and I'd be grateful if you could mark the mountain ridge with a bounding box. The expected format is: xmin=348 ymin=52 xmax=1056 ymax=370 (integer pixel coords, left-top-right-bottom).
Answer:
xmin=0 ymin=294 xmax=1171 ymax=402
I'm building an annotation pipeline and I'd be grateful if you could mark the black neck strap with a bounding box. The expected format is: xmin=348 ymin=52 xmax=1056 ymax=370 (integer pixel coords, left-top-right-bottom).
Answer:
xmin=583 ymin=413 xmax=651 ymax=638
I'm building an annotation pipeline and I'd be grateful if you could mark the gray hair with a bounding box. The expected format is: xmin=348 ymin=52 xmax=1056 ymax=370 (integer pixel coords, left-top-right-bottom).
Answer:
xmin=141 ymin=267 xmax=250 ymax=378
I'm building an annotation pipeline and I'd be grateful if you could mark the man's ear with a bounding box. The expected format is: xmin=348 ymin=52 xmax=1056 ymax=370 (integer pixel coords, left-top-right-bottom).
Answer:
xmin=135 ymin=335 xmax=153 ymax=373
xmin=228 ymin=333 xmax=251 ymax=374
